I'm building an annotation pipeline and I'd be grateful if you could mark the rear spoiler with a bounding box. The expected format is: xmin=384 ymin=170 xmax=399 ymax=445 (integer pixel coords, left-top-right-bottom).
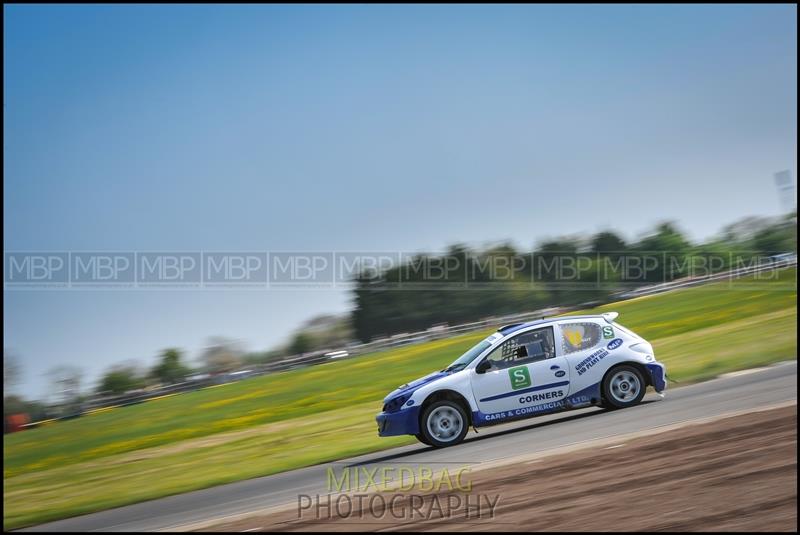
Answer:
xmin=601 ymin=312 xmax=619 ymax=323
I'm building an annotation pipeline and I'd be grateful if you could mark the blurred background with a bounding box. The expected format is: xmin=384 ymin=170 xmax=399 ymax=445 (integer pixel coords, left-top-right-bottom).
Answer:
xmin=3 ymin=4 xmax=797 ymax=530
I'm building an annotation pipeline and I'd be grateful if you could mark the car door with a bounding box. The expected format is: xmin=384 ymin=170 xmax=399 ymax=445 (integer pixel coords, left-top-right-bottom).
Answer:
xmin=470 ymin=326 xmax=570 ymax=417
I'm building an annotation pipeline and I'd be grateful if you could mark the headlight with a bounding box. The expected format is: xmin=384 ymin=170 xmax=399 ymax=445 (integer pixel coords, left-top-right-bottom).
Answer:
xmin=383 ymin=394 xmax=409 ymax=413
xmin=630 ymin=342 xmax=653 ymax=355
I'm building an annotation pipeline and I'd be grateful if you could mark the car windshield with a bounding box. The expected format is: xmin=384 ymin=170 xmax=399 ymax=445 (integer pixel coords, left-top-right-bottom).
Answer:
xmin=442 ymin=339 xmax=493 ymax=372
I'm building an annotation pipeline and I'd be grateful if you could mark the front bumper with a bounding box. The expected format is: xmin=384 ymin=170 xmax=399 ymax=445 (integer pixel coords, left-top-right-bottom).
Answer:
xmin=376 ymin=406 xmax=421 ymax=437
xmin=646 ymin=362 xmax=667 ymax=392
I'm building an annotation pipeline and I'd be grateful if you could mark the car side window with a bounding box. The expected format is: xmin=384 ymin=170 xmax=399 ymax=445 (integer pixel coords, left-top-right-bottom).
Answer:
xmin=560 ymin=322 xmax=602 ymax=354
xmin=483 ymin=327 xmax=555 ymax=369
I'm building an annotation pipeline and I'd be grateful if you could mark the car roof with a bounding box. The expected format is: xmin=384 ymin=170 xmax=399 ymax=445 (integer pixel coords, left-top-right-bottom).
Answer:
xmin=498 ymin=312 xmax=618 ymax=336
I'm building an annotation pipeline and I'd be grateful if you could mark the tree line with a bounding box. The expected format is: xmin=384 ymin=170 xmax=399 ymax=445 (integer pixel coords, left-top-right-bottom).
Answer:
xmin=351 ymin=214 xmax=796 ymax=342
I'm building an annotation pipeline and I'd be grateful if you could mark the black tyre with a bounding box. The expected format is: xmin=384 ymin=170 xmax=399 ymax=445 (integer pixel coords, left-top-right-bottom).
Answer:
xmin=602 ymin=365 xmax=646 ymax=409
xmin=415 ymin=433 xmax=431 ymax=446
xmin=420 ymin=400 xmax=469 ymax=448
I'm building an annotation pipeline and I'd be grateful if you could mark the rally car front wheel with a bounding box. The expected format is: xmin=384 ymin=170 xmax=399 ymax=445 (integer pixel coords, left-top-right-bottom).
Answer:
xmin=420 ymin=400 xmax=469 ymax=448
xmin=602 ymin=365 xmax=646 ymax=409
xmin=414 ymin=433 xmax=431 ymax=446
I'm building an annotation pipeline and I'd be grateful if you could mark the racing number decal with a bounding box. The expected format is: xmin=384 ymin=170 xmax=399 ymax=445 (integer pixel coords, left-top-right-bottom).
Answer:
xmin=509 ymin=366 xmax=532 ymax=390
xmin=602 ymin=326 xmax=614 ymax=339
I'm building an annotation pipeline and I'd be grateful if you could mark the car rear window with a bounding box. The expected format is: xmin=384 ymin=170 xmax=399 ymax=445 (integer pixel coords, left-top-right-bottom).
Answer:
xmin=561 ymin=322 xmax=602 ymax=354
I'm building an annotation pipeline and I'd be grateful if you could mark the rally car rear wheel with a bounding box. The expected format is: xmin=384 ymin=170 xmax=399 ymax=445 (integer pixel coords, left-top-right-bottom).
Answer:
xmin=602 ymin=365 xmax=645 ymax=409
xmin=420 ymin=400 xmax=468 ymax=447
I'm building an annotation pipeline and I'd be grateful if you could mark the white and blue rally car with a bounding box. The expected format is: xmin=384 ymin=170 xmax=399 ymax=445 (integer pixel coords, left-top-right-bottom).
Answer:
xmin=376 ymin=312 xmax=666 ymax=447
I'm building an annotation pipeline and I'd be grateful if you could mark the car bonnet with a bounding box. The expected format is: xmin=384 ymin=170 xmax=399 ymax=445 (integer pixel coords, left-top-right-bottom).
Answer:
xmin=382 ymin=370 xmax=451 ymax=403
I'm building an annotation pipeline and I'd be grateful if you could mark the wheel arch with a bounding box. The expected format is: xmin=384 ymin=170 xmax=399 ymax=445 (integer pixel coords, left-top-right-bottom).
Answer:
xmin=419 ymin=389 xmax=473 ymax=428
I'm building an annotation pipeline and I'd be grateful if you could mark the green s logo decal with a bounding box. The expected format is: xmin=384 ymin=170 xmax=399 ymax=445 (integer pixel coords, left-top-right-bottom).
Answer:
xmin=509 ymin=366 xmax=532 ymax=390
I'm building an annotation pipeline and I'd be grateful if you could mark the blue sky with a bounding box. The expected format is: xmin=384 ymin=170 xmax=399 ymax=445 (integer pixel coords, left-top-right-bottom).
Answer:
xmin=3 ymin=4 xmax=797 ymax=398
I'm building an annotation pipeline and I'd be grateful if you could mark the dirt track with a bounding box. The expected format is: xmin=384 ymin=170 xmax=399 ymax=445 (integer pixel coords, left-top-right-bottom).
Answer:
xmin=201 ymin=405 xmax=797 ymax=532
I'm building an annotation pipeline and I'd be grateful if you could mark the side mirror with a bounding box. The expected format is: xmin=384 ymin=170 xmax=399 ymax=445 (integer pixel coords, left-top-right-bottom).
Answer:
xmin=475 ymin=360 xmax=492 ymax=374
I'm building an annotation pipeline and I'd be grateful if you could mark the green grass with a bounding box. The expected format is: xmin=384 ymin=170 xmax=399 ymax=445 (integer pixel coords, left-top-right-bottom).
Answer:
xmin=653 ymin=308 xmax=796 ymax=381
xmin=3 ymin=331 xmax=488 ymax=478
xmin=584 ymin=267 xmax=797 ymax=340
xmin=3 ymin=402 xmax=416 ymax=529
xmin=3 ymin=268 xmax=796 ymax=529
